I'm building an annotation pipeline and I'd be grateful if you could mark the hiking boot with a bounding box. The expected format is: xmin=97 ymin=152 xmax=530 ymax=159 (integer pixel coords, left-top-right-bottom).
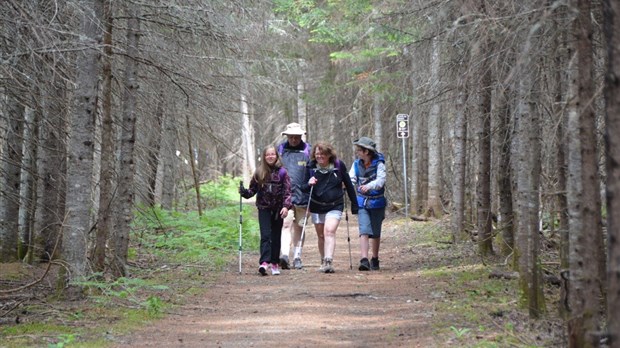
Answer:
xmin=359 ymin=258 xmax=370 ymax=271
xmin=370 ymin=257 xmax=380 ymax=270
xmin=293 ymin=258 xmax=303 ymax=270
xmin=259 ymin=262 xmax=268 ymax=276
xmin=271 ymin=263 xmax=281 ymax=275
xmin=279 ymin=255 xmax=290 ymax=270
xmin=318 ymin=258 xmax=325 ymax=272
xmin=323 ymin=258 xmax=335 ymax=273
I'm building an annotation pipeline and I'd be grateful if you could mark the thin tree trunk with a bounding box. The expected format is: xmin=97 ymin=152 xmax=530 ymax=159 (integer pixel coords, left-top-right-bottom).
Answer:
xmin=241 ymin=92 xmax=255 ymax=182
xmin=474 ymin=33 xmax=493 ymax=256
xmin=160 ymin=107 xmax=176 ymax=210
xmin=373 ymin=92 xmax=383 ymax=151
xmin=94 ymin=0 xmax=114 ymax=274
xmin=186 ymin=113 xmax=202 ymax=216
xmin=0 ymin=97 xmax=25 ymax=262
xmin=427 ymin=37 xmax=442 ymax=218
xmin=496 ymin=84 xmax=514 ymax=257
xmin=451 ymin=88 xmax=467 ymax=243
xmin=145 ymin=91 xmax=164 ymax=207
xmin=19 ymin=107 xmax=36 ymax=260
xmin=111 ymin=3 xmax=140 ymax=278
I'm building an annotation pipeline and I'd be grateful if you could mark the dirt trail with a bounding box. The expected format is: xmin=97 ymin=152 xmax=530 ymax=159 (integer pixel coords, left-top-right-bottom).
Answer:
xmin=114 ymin=215 xmax=437 ymax=347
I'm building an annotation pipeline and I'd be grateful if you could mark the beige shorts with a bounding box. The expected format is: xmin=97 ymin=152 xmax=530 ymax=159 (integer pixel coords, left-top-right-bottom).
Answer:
xmin=285 ymin=205 xmax=312 ymax=227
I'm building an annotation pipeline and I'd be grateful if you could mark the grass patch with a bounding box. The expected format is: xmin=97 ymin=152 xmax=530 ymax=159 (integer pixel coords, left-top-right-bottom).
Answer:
xmin=394 ymin=216 xmax=563 ymax=347
xmin=0 ymin=176 xmax=260 ymax=348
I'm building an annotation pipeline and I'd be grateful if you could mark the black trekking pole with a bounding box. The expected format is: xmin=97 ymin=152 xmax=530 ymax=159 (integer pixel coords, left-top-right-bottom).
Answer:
xmin=238 ymin=181 xmax=243 ymax=274
xmin=345 ymin=197 xmax=353 ymax=270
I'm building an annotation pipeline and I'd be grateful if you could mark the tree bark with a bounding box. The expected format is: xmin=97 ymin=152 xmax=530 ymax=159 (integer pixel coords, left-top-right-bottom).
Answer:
xmin=111 ymin=2 xmax=140 ymax=278
xmin=34 ymin=65 xmax=68 ymax=263
xmin=514 ymin=15 xmax=545 ymax=318
xmin=496 ymin=83 xmax=514 ymax=257
xmin=473 ymin=32 xmax=493 ymax=257
xmin=94 ymin=0 xmax=114 ymax=274
xmin=451 ymin=88 xmax=467 ymax=243
xmin=62 ymin=0 xmax=103 ymax=294
xmin=427 ymin=37 xmax=443 ymax=218
xmin=567 ymin=0 xmax=604 ymax=344
xmin=603 ymin=0 xmax=620 ymax=344
xmin=0 ymin=97 xmax=25 ymax=262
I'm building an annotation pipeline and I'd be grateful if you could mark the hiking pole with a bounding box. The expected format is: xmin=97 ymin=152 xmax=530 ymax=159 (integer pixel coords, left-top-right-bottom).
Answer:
xmin=345 ymin=197 xmax=353 ymax=270
xmin=294 ymin=185 xmax=313 ymax=261
xmin=238 ymin=180 xmax=243 ymax=274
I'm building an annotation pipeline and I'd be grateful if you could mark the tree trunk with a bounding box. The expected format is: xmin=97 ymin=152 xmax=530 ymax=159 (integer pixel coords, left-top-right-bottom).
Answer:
xmin=0 ymin=97 xmax=25 ymax=262
xmin=514 ymin=22 xmax=545 ymax=318
xmin=496 ymin=84 xmax=514 ymax=257
xmin=451 ymin=88 xmax=468 ymax=243
xmin=94 ymin=0 xmax=114 ymax=274
xmin=603 ymin=0 xmax=620 ymax=343
xmin=241 ymin=92 xmax=255 ymax=182
xmin=373 ymin=92 xmax=383 ymax=151
xmin=62 ymin=0 xmax=103 ymax=295
xmin=145 ymin=90 xmax=164 ymax=207
xmin=297 ymin=60 xmax=308 ymax=142
xmin=160 ymin=107 xmax=177 ymax=210
xmin=111 ymin=3 xmax=140 ymax=278
xmin=427 ymin=37 xmax=442 ymax=218
xmin=19 ymin=107 xmax=36 ymax=261
xmin=567 ymin=0 xmax=604 ymax=344
xmin=474 ymin=33 xmax=493 ymax=257
xmin=186 ymin=113 xmax=202 ymax=216
xmin=34 ymin=66 xmax=67 ymax=263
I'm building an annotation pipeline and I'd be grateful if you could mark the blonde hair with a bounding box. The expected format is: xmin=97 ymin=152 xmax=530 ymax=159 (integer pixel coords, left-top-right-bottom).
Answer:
xmin=254 ymin=145 xmax=282 ymax=186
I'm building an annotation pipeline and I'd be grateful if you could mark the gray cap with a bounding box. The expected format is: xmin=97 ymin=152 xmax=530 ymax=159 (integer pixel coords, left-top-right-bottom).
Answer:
xmin=353 ymin=137 xmax=377 ymax=151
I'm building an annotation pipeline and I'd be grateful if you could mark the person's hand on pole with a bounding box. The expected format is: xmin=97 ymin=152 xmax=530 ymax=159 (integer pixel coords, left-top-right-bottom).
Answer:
xmin=308 ymin=176 xmax=317 ymax=186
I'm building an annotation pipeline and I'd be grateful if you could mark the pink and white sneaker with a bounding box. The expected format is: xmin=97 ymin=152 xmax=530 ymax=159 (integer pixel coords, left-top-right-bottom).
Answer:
xmin=259 ymin=262 xmax=268 ymax=276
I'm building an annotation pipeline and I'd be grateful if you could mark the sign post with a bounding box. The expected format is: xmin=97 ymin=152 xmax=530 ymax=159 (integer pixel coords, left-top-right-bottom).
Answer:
xmin=396 ymin=114 xmax=409 ymax=226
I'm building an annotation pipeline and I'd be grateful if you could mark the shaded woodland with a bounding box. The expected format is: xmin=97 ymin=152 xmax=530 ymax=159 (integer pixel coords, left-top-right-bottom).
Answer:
xmin=1 ymin=1 xmax=619 ymax=346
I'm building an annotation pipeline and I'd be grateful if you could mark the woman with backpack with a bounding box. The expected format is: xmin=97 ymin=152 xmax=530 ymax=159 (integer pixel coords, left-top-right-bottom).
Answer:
xmin=302 ymin=141 xmax=358 ymax=273
xmin=240 ymin=145 xmax=293 ymax=276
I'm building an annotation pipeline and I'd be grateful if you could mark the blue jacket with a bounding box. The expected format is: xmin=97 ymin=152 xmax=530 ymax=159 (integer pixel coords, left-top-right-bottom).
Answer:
xmin=350 ymin=153 xmax=387 ymax=209
xmin=278 ymin=141 xmax=311 ymax=206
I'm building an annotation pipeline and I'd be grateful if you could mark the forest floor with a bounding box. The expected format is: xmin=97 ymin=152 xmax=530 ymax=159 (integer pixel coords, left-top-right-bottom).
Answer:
xmin=1 ymin=214 xmax=566 ymax=347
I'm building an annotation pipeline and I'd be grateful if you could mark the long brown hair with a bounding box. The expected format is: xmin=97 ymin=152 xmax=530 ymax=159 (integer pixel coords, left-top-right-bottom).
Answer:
xmin=254 ymin=145 xmax=282 ymax=186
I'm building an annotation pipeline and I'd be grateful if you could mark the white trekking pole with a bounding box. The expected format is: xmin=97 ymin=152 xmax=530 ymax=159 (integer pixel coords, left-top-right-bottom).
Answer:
xmin=294 ymin=185 xmax=314 ymax=261
xmin=238 ymin=181 xmax=243 ymax=273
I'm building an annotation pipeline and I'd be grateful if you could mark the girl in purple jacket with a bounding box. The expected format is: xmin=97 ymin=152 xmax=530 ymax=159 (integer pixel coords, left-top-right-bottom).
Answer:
xmin=240 ymin=146 xmax=293 ymax=275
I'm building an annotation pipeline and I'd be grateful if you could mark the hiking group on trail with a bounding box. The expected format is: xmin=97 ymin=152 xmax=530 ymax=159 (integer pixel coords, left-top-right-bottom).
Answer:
xmin=240 ymin=123 xmax=387 ymax=275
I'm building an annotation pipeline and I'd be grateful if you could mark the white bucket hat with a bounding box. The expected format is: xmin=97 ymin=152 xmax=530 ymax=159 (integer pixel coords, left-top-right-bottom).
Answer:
xmin=281 ymin=122 xmax=306 ymax=136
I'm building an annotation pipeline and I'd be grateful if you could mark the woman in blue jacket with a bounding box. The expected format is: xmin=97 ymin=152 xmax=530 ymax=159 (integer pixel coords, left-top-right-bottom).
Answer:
xmin=349 ymin=137 xmax=386 ymax=271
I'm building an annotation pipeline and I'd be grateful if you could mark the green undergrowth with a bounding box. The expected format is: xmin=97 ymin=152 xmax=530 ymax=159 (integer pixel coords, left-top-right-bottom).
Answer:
xmin=403 ymin=219 xmax=564 ymax=347
xmin=0 ymin=176 xmax=260 ymax=348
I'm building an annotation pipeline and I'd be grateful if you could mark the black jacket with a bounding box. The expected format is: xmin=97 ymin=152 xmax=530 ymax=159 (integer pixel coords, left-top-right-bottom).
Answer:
xmin=301 ymin=159 xmax=359 ymax=215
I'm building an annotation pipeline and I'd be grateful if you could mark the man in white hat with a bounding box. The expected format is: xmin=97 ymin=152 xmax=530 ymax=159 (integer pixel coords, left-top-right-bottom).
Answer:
xmin=277 ymin=123 xmax=312 ymax=269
